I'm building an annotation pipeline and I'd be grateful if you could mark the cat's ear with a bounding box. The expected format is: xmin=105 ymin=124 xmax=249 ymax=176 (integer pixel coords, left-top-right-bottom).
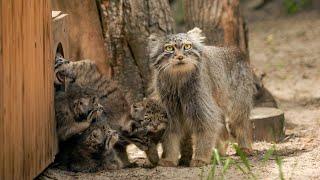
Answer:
xmin=187 ymin=27 xmax=206 ymax=44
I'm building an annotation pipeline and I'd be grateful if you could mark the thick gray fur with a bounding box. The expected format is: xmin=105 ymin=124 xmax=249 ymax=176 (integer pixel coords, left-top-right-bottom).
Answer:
xmin=148 ymin=27 xmax=255 ymax=166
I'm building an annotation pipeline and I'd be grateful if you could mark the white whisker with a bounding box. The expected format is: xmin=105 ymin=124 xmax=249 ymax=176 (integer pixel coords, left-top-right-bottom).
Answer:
xmin=158 ymin=63 xmax=171 ymax=73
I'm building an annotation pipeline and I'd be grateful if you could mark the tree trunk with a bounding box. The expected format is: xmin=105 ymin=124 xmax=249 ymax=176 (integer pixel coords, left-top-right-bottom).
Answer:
xmin=185 ymin=0 xmax=278 ymax=108
xmin=99 ymin=0 xmax=174 ymax=103
xmin=185 ymin=0 xmax=248 ymax=54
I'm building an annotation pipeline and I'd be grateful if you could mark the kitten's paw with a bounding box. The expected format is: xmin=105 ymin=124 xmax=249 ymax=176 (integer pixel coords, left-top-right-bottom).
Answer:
xmin=158 ymin=159 xmax=178 ymax=167
xmin=190 ymin=159 xmax=209 ymax=167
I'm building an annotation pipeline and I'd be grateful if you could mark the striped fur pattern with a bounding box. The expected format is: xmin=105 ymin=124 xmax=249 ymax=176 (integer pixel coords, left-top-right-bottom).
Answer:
xmin=55 ymin=85 xmax=103 ymax=142
xmin=54 ymin=58 xmax=133 ymax=168
xmin=149 ymin=27 xmax=255 ymax=167
xmin=124 ymin=98 xmax=168 ymax=166
xmin=55 ymin=85 xmax=123 ymax=172
xmin=59 ymin=120 xmax=123 ymax=172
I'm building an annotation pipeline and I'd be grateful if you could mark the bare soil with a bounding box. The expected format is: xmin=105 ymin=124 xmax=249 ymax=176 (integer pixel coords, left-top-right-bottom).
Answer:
xmin=41 ymin=5 xmax=320 ymax=180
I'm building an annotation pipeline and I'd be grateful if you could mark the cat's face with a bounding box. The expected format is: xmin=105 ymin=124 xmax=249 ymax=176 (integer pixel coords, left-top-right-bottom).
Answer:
xmin=149 ymin=28 xmax=205 ymax=76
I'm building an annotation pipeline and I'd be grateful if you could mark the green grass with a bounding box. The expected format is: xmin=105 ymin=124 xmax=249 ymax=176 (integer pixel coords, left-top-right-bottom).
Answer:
xmin=275 ymin=156 xmax=285 ymax=180
xmin=203 ymin=144 xmax=285 ymax=180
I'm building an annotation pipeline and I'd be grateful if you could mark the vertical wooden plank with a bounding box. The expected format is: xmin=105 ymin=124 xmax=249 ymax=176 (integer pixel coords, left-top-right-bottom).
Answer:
xmin=44 ymin=0 xmax=57 ymax=166
xmin=21 ymin=0 xmax=55 ymax=179
xmin=22 ymin=1 xmax=34 ymax=178
xmin=1 ymin=0 xmax=55 ymax=179
xmin=2 ymin=0 xmax=24 ymax=179
xmin=0 ymin=0 xmax=4 ymax=179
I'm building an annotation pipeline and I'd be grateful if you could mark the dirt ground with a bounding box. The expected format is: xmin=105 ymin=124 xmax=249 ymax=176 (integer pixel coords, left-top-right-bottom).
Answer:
xmin=41 ymin=4 xmax=320 ymax=180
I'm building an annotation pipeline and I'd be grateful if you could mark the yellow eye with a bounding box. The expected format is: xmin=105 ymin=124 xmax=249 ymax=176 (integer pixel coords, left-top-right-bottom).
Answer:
xmin=164 ymin=45 xmax=174 ymax=52
xmin=184 ymin=43 xmax=192 ymax=50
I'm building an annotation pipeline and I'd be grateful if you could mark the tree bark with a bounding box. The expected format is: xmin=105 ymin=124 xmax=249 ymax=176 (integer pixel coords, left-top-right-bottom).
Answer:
xmin=99 ymin=0 xmax=174 ymax=103
xmin=185 ymin=0 xmax=278 ymax=108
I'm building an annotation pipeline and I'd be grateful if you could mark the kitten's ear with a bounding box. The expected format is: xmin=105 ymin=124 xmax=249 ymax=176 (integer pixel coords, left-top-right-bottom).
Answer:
xmin=187 ymin=27 xmax=206 ymax=44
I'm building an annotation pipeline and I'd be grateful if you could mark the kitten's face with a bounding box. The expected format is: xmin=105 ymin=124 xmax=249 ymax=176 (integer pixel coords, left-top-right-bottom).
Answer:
xmin=84 ymin=128 xmax=105 ymax=150
xmin=123 ymin=99 xmax=167 ymax=150
xmin=83 ymin=127 xmax=119 ymax=152
xmin=104 ymin=129 xmax=119 ymax=152
xmin=150 ymin=32 xmax=204 ymax=76
xmin=73 ymin=96 xmax=103 ymax=119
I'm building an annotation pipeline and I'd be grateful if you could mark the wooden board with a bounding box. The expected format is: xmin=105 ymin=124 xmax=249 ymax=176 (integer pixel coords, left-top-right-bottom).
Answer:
xmin=51 ymin=0 xmax=110 ymax=76
xmin=250 ymin=107 xmax=285 ymax=142
xmin=0 ymin=1 xmax=56 ymax=179
xmin=52 ymin=12 xmax=70 ymax=59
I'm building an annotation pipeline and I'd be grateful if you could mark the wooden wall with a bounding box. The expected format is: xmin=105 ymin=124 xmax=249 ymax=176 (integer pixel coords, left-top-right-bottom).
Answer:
xmin=0 ymin=1 xmax=57 ymax=179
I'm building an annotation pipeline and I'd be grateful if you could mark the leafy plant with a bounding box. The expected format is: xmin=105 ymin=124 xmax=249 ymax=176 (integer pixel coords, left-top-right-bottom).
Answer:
xmin=207 ymin=150 xmax=218 ymax=180
xmin=262 ymin=144 xmax=285 ymax=180
xmin=262 ymin=145 xmax=275 ymax=162
xmin=203 ymin=144 xmax=285 ymax=180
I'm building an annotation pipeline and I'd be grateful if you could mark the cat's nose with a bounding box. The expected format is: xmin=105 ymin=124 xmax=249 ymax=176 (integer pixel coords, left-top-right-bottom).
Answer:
xmin=176 ymin=55 xmax=184 ymax=61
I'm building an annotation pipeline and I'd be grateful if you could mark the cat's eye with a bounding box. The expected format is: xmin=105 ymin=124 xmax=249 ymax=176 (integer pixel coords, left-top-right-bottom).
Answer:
xmin=164 ymin=44 xmax=174 ymax=52
xmin=184 ymin=43 xmax=192 ymax=50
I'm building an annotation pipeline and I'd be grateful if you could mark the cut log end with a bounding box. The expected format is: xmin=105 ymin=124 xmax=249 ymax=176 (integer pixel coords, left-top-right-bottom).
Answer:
xmin=250 ymin=107 xmax=285 ymax=142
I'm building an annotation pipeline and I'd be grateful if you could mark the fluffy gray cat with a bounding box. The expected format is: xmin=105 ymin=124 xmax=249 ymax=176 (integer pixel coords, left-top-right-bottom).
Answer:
xmin=148 ymin=28 xmax=255 ymax=167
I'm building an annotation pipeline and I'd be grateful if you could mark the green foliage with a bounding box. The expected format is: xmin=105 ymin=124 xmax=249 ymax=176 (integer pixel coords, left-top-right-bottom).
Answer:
xmin=207 ymin=150 xmax=217 ymax=180
xmin=283 ymin=0 xmax=311 ymax=14
xmin=206 ymin=145 xmax=257 ymax=180
xmin=275 ymin=156 xmax=285 ymax=180
xmin=202 ymin=144 xmax=285 ymax=180
xmin=232 ymin=144 xmax=251 ymax=171
xmin=262 ymin=145 xmax=275 ymax=162
xmin=207 ymin=148 xmax=230 ymax=180
xmin=222 ymin=158 xmax=231 ymax=174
